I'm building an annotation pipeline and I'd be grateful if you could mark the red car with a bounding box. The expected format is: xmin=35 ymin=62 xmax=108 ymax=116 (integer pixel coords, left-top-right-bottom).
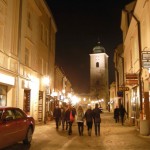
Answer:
xmin=0 ymin=107 xmax=35 ymax=149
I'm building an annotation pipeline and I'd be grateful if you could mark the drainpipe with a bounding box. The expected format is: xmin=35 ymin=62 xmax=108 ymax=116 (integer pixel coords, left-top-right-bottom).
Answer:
xmin=118 ymin=54 xmax=125 ymax=106
xmin=114 ymin=68 xmax=119 ymax=94
xmin=123 ymin=9 xmax=143 ymax=114
xmin=17 ymin=0 xmax=22 ymax=107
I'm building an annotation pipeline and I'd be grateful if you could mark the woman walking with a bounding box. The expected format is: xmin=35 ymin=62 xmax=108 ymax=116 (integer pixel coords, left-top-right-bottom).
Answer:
xmin=84 ymin=105 xmax=93 ymax=136
xmin=76 ymin=105 xmax=84 ymax=136
xmin=65 ymin=104 xmax=76 ymax=135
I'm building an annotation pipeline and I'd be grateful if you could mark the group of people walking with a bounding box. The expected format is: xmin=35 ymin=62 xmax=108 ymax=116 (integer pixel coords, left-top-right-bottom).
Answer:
xmin=53 ymin=103 xmax=102 ymax=136
xmin=114 ymin=104 xmax=127 ymax=125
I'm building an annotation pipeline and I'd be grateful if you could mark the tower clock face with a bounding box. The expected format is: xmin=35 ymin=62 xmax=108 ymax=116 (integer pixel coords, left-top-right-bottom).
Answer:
xmin=95 ymin=56 xmax=99 ymax=61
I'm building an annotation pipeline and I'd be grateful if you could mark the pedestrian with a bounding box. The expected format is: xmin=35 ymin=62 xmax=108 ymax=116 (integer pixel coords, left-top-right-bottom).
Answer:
xmin=53 ymin=104 xmax=61 ymax=129
xmin=64 ymin=106 xmax=69 ymax=130
xmin=84 ymin=105 xmax=93 ymax=136
xmin=93 ymin=103 xmax=102 ymax=136
xmin=72 ymin=106 xmax=77 ymax=115
xmin=119 ymin=104 xmax=127 ymax=125
xmin=60 ymin=106 xmax=66 ymax=130
xmin=76 ymin=105 xmax=84 ymax=136
xmin=114 ymin=106 xmax=120 ymax=123
xmin=65 ymin=104 xmax=76 ymax=135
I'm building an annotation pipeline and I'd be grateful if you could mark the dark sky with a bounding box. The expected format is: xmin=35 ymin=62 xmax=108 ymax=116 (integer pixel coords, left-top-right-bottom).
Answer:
xmin=45 ymin=0 xmax=134 ymax=94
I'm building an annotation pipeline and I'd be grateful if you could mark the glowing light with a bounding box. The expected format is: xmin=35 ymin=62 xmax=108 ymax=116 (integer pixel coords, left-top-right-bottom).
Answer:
xmin=42 ymin=76 xmax=50 ymax=86
xmin=71 ymin=95 xmax=80 ymax=105
xmin=0 ymin=73 xmax=15 ymax=85
xmin=62 ymin=89 xmax=65 ymax=94
xmin=68 ymin=93 xmax=72 ymax=98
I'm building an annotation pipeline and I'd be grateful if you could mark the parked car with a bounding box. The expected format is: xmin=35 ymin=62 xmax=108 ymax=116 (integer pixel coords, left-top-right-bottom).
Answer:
xmin=0 ymin=106 xmax=35 ymax=149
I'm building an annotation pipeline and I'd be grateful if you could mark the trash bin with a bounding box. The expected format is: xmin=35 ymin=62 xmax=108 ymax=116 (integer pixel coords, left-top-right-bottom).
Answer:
xmin=140 ymin=120 xmax=150 ymax=136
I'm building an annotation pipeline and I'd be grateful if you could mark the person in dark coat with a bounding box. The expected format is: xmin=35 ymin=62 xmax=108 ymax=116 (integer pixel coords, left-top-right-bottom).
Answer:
xmin=65 ymin=104 xmax=76 ymax=135
xmin=114 ymin=106 xmax=120 ymax=123
xmin=93 ymin=103 xmax=102 ymax=136
xmin=60 ymin=106 xmax=66 ymax=130
xmin=84 ymin=105 xmax=93 ymax=136
xmin=53 ymin=105 xmax=61 ymax=129
xmin=119 ymin=104 xmax=127 ymax=125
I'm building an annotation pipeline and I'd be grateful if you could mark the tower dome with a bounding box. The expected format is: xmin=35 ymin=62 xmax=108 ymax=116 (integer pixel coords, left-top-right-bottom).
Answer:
xmin=93 ymin=41 xmax=105 ymax=53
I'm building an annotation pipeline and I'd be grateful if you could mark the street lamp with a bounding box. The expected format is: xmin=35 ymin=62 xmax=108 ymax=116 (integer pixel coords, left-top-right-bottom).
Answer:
xmin=43 ymin=76 xmax=50 ymax=124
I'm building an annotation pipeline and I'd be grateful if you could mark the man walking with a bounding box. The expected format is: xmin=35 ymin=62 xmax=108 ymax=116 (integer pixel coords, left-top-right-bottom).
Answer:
xmin=93 ymin=103 xmax=102 ymax=136
xmin=53 ymin=104 xmax=61 ymax=129
xmin=114 ymin=106 xmax=120 ymax=123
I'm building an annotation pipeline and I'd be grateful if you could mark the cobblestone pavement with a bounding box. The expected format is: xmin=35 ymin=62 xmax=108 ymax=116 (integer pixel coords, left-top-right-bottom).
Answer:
xmin=3 ymin=111 xmax=150 ymax=150
xmin=99 ymin=111 xmax=150 ymax=150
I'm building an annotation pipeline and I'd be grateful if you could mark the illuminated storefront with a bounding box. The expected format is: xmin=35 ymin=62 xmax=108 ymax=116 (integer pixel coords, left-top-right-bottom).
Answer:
xmin=0 ymin=73 xmax=15 ymax=106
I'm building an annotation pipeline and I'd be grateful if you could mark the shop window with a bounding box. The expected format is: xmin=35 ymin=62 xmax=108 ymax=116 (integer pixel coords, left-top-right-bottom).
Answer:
xmin=0 ymin=85 xmax=7 ymax=106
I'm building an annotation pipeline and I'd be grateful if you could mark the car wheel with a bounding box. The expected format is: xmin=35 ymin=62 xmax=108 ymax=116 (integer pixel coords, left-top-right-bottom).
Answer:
xmin=23 ymin=127 xmax=33 ymax=144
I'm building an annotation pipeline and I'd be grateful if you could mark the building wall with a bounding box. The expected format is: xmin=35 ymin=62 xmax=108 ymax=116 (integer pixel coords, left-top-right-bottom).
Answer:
xmin=121 ymin=0 xmax=150 ymax=127
xmin=54 ymin=65 xmax=72 ymax=105
xmin=0 ymin=0 xmax=57 ymax=123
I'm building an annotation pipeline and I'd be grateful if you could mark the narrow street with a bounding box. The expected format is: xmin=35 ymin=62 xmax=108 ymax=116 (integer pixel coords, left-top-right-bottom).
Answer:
xmin=3 ymin=111 xmax=150 ymax=150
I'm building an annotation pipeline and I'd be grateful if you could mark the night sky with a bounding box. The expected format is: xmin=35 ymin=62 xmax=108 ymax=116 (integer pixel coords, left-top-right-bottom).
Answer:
xmin=45 ymin=0 xmax=134 ymax=93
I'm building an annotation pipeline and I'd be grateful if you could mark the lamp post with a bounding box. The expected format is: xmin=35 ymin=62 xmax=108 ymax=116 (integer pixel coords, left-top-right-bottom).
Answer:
xmin=43 ymin=76 xmax=50 ymax=124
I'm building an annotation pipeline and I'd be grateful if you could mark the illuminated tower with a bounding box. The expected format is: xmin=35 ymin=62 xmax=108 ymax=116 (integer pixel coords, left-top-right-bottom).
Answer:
xmin=89 ymin=42 xmax=109 ymax=109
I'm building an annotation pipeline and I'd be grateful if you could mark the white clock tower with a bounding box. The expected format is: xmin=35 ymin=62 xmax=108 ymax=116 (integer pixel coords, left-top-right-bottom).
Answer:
xmin=89 ymin=42 xmax=109 ymax=109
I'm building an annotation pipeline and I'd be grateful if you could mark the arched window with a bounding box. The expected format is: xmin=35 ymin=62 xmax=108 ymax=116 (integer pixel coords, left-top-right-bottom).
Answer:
xmin=96 ymin=62 xmax=99 ymax=67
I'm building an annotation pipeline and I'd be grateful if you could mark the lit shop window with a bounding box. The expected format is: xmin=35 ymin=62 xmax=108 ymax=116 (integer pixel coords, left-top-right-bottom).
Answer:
xmin=0 ymin=85 xmax=7 ymax=106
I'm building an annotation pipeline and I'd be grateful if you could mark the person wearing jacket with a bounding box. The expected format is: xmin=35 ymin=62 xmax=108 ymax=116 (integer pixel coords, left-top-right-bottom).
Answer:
xmin=114 ymin=106 xmax=120 ymax=123
xmin=53 ymin=105 xmax=61 ymax=129
xmin=93 ymin=103 xmax=102 ymax=136
xmin=65 ymin=104 xmax=76 ymax=135
xmin=76 ymin=105 xmax=84 ymax=136
xmin=84 ymin=105 xmax=93 ymax=136
xmin=119 ymin=104 xmax=127 ymax=125
xmin=60 ymin=106 xmax=66 ymax=130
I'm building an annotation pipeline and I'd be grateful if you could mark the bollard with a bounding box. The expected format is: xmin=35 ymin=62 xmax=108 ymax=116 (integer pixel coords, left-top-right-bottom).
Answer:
xmin=140 ymin=120 xmax=150 ymax=136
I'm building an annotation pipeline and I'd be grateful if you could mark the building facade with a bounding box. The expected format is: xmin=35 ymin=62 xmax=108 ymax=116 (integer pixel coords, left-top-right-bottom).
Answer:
xmin=109 ymin=82 xmax=117 ymax=112
xmin=119 ymin=0 xmax=150 ymax=132
xmin=54 ymin=65 xmax=73 ymax=106
xmin=0 ymin=0 xmax=57 ymax=123
xmin=89 ymin=42 xmax=109 ymax=109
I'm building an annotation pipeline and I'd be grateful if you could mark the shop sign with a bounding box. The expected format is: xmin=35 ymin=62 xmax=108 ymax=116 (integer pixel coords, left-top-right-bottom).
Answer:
xmin=119 ymin=87 xmax=129 ymax=91
xmin=126 ymin=79 xmax=138 ymax=85
xmin=142 ymin=51 xmax=150 ymax=68
xmin=142 ymin=51 xmax=150 ymax=60
xmin=126 ymin=73 xmax=138 ymax=79
xmin=142 ymin=61 xmax=150 ymax=68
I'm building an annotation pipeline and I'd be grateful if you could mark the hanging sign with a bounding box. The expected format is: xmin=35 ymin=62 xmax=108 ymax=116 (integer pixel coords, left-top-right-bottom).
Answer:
xmin=119 ymin=87 xmax=129 ymax=91
xmin=142 ymin=51 xmax=150 ymax=68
